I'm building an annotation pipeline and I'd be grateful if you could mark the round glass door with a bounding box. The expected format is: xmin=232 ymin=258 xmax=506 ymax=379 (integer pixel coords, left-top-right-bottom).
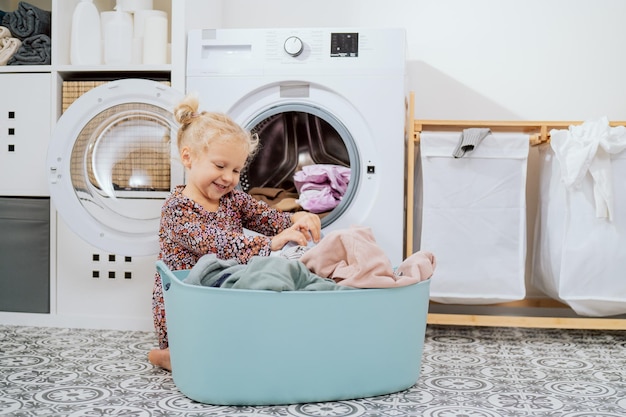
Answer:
xmin=48 ymin=79 xmax=183 ymax=256
xmin=70 ymin=104 xmax=173 ymax=232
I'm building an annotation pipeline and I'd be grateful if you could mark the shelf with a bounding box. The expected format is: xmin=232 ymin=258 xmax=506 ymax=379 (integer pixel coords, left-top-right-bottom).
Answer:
xmin=427 ymin=299 xmax=626 ymax=329
xmin=0 ymin=66 xmax=51 ymax=74
xmin=54 ymin=65 xmax=171 ymax=81
xmin=54 ymin=64 xmax=171 ymax=72
xmin=428 ymin=313 xmax=626 ymax=330
xmin=52 ymin=0 xmax=172 ymax=68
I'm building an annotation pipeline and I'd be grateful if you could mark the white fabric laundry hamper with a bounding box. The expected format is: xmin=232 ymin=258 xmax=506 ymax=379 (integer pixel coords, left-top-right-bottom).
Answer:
xmin=531 ymin=124 xmax=626 ymax=317
xmin=419 ymin=132 xmax=529 ymax=304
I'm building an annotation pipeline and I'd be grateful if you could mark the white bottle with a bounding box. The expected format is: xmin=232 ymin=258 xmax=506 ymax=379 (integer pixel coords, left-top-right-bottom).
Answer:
xmin=70 ymin=0 xmax=102 ymax=65
xmin=142 ymin=14 xmax=168 ymax=65
xmin=103 ymin=4 xmax=133 ymax=65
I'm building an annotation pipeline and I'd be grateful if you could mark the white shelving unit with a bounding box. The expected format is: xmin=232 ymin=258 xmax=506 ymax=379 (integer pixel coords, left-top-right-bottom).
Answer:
xmin=0 ymin=0 xmax=219 ymax=180
xmin=0 ymin=0 xmax=176 ymax=196
xmin=0 ymin=0 xmax=215 ymax=329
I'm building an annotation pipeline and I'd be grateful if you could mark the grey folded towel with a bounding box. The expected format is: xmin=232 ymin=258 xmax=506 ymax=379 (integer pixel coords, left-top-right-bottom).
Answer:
xmin=1 ymin=2 xmax=51 ymax=41
xmin=7 ymin=33 xmax=50 ymax=65
xmin=452 ymin=128 xmax=491 ymax=158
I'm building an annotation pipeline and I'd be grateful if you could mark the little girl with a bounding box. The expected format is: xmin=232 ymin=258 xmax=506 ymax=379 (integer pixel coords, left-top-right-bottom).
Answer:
xmin=149 ymin=93 xmax=321 ymax=370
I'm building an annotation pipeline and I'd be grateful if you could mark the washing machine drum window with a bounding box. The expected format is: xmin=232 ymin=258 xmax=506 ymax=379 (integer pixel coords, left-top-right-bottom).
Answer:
xmin=242 ymin=105 xmax=359 ymax=228
xmin=48 ymin=79 xmax=183 ymax=257
xmin=242 ymin=112 xmax=350 ymax=191
xmin=71 ymin=103 xmax=173 ymax=227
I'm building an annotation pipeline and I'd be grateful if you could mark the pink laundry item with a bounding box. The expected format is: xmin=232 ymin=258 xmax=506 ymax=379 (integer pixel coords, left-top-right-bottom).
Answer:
xmin=294 ymin=164 xmax=351 ymax=213
xmin=300 ymin=181 xmax=343 ymax=199
xmin=299 ymin=226 xmax=435 ymax=288
xmin=325 ymin=166 xmax=350 ymax=195
xmin=395 ymin=250 xmax=437 ymax=283
xmin=297 ymin=187 xmax=337 ymax=213
xmin=294 ymin=164 xmax=350 ymax=195
xmin=294 ymin=164 xmax=351 ymax=194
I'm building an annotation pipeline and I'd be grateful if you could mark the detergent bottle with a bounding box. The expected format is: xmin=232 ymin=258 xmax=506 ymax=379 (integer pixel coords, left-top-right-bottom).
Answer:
xmin=70 ymin=0 xmax=102 ymax=65
xmin=102 ymin=2 xmax=133 ymax=65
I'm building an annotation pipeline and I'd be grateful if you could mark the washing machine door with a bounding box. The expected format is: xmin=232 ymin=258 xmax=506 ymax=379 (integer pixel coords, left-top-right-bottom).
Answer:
xmin=214 ymin=81 xmax=379 ymax=232
xmin=47 ymin=79 xmax=184 ymax=256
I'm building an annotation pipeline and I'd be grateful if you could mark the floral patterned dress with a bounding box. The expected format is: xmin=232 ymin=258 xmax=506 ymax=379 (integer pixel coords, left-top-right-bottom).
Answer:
xmin=152 ymin=185 xmax=293 ymax=348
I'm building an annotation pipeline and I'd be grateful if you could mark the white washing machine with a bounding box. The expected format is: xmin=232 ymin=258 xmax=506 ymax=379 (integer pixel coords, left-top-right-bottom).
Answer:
xmin=47 ymin=79 xmax=184 ymax=329
xmin=187 ymin=28 xmax=407 ymax=265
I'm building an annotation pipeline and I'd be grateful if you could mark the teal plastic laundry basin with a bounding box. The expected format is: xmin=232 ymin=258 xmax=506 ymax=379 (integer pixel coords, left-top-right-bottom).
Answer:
xmin=157 ymin=260 xmax=430 ymax=405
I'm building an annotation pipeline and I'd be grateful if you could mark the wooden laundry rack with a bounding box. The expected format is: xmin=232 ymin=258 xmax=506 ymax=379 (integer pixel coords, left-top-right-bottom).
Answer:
xmin=405 ymin=92 xmax=626 ymax=330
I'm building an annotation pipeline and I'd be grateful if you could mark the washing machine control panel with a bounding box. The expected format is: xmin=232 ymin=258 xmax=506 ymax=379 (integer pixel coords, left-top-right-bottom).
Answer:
xmin=330 ymin=33 xmax=359 ymax=57
xmin=284 ymin=36 xmax=304 ymax=57
xmin=283 ymin=33 xmax=359 ymax=58
xmin=187 ymin=28 xmax=405 ymax=74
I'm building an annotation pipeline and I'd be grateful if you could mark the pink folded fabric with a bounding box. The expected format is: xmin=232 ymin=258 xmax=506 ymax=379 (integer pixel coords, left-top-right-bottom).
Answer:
xmin=294 ymin=164 xmax=351 ymax=194
xmin=395 ymin=250 xmax=437 ymax=283
xmin=294 ymin=164 xmax=351 ymax=213
xmin=299 ymin=225 xmax=435 ymax=288
xmin=297 ymin=187 xmax=337 ymax=213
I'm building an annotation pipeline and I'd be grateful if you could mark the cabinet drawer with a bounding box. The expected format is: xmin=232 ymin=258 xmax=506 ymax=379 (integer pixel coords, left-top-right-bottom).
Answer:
xmin=0 ymin=196 xmax=50 ymax=313
xmin=0 ymin=73 xmax=52 ymax=196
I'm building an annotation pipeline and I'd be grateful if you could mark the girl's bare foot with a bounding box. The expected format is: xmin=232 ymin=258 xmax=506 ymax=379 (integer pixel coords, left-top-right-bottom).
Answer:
xmin=148 ymin=348 xmax=171 ymax=371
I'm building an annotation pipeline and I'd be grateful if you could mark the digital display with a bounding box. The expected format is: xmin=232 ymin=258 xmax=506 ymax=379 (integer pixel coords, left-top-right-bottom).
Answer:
xmin=330 ymin=33 xmax=359 ymax=57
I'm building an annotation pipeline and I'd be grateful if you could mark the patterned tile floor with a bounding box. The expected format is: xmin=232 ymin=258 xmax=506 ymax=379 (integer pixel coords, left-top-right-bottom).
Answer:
xmin=0 ymin=324 xmax=625 ymax=416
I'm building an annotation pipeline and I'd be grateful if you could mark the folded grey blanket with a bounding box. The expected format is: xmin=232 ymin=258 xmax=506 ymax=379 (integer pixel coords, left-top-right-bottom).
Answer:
xmin=7 ymin=33 xmax=50 ymax=65
xmin=1 ymin=2 xmax=51 ymax=41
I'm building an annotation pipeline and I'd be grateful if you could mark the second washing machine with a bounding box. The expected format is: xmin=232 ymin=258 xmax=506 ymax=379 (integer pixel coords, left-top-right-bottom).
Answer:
xmin=186 ymin=27 xmax=407 ymax=265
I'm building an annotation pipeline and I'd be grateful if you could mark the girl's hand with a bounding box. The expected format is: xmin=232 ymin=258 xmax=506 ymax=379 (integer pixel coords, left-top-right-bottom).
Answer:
xmin=270 ymin=228 xmax=308 ymax=251
xmin=290 ymin=212 xmax=322 ymax=243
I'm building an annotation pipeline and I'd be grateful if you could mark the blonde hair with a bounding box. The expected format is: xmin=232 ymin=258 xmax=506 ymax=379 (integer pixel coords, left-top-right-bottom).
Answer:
xmin=174 ymin=93 xmax=259 ymax=159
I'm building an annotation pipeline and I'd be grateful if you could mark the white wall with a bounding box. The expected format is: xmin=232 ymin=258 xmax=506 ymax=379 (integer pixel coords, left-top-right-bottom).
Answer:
xmin=216 ymin=0 xmax=626 ymax=121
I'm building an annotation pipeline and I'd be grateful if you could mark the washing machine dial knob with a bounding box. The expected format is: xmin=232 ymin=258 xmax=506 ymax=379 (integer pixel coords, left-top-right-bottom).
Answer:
xmin=284 ymin=36 xmax=304 ymax=57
